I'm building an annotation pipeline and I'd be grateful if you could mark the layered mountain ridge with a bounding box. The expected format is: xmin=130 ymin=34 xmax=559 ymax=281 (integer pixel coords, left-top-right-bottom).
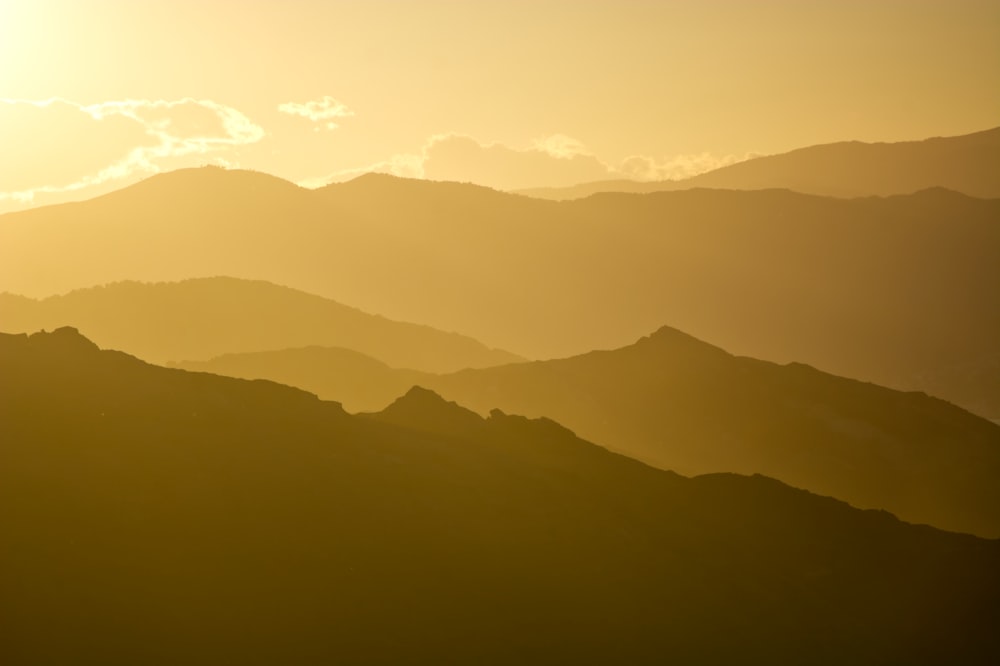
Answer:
xmin=2 ymin=176 xmax=997 ymax=420
xmin=2 ymin=327 xmax=998 ymax=664
xmin=172 ymin=322 xmax=1000 ymax=537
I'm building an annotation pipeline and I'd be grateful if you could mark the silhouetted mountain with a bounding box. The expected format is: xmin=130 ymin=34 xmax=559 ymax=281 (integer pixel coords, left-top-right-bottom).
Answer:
xmin=431 ymin=326 xmax=1000 ymax=537
xmin=517 ymin=126 xmax=1000 ymax=200
xmin=170 ymin=326 xmax=1000 ymax=537
xmin=2 ymin=328 xmax=998 ymax=665
xmin=371 ymin=385 xmax=489 ymax=437
xmin=0 ymin=277 xmax=521 ymax=371
xmin=2 ymin=167 xmax=998 ymax=419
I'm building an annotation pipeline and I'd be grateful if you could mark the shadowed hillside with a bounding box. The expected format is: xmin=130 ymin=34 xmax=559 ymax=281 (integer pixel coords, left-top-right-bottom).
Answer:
xmin=2 ymin=168 xmax=998 ymax=419
xmin=173 ymin=326 xmax=1000 ymax=537
xmin=517 ymin=126 xmax=1000 ymax=200
xmin=1 ymin=328 xmax=998 ymax=665
xmin=0 ymin=277 xmax=521 ymax=372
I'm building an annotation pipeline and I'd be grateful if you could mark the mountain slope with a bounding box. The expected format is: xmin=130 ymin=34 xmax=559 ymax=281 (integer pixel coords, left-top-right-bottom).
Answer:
xmin=173 ymin=344 xmax=430 ymax=411
xmin=1 ymin=328 xmax=998 ymax=665
xmin=517 ymin=125 xmax=1000 ymax=200
xmin=2 ymin=168 xmax=998 ymax=418
xmin=0 ymin=277 xmax=521 ymax=371
xmin=169 ymin=326 xmax=1000 ymax=537
xmin=429 ymin=326 xmax=1000 ymax=537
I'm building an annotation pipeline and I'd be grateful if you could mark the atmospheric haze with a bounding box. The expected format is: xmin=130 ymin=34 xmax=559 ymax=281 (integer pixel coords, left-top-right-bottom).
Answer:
xmin=2 ymin=2 xmax=999 ymax=664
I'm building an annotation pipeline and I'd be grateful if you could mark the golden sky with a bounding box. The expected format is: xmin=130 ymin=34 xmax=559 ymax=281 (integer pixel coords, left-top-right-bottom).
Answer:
xmin=1 ymin=0 xmax=998 ymax=211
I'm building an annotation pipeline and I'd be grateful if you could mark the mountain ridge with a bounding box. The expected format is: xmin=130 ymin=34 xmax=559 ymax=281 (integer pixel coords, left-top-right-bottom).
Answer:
xmin=1 ymin=166 xmax=997 ymax=419
xmin=0 ymin=277 xmax=523 ymax=372
xmin=173 ymin=323 xmax=1000 ymax=537
xmin=517 ymin=126 xmax=1000 ymax=200
xmin=2 ymin=327 xmax=998 ymax=664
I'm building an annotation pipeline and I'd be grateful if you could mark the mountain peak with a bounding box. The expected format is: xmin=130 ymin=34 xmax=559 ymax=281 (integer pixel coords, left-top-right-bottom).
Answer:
xmin=387 ymin=385 xmax=481 ymax=419
xmin=373 ymin=385 xmax=484 ymax=435
xmin=322 ymin=172 xmax=430 ymax=194
xmin=27 ymin=326 xmax=101 ymax=353
xmin=321 ymin=171 xmax=512 ymax=202
xmin=635 ymin=325 xmax=729 ymax=356
xmin=97 ymin=167 xmax=304 ymax=205
xmin=904 ymin=186 xmax=975 ymax=201
xmin=344 ymin=172 xmax=407 ymax=185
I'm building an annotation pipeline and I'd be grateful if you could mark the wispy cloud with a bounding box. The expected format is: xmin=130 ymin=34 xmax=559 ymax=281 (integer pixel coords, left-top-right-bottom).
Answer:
xmin=421 ymin=134 xmax=613 ymax=190
xmin=0 ymin=97 xmax=264 ymax=207
xmin=277 ymin=96 xmax=354 ymax=130
xmin=299 ymin=133 xmax=613 ymax=190
xmin=619 ymin=152 xmax=754 ymax=182
xmin=299 ymin=133 xmax=748 ymax=192
xmin=531 ymin=134 xmax=591 ymax=159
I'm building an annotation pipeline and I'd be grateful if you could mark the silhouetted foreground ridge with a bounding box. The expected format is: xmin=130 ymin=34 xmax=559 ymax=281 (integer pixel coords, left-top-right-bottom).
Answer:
xmin=1 ymin=328 xmax=998 ymax=665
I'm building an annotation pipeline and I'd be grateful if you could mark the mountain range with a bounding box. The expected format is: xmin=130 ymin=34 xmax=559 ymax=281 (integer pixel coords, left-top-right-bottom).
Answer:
xmin=2 ymin=327 xmax=998 ymax=665
xmin=2 ymin=176 xmax=997 ymax=420
xmin=174 ymin=325 xmax=1000 ymax=537
xmin=517 ymin=126 xmax=1000 ymax=200
xmin=0 ymin=277 xmax=519 ymax=372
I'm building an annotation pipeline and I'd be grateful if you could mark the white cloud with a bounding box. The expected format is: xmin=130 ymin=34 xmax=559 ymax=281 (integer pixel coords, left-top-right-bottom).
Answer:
xmin=298 ymin=133 xmax=612 ymax=190
xmin=619 ymin=152 xmax=753 ymax=182
xmin=299 ymin=132 xmax=748 ymax=192
xmin=531 ymin=134 xmax=591 ymax=159
xmin=277 ymin=96 xmax=354 ymax=129
xmin=419 ymin=134 xmax=613 ymax=190
xmin=0 ymin=97 xmax=264 ymax=208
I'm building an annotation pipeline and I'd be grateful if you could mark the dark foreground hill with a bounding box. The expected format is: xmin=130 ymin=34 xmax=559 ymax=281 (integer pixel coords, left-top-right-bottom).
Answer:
xmin=173 ymin=326 xmax=1000 ymax=537
xmin=2 ymin=328 xmax=997 ymax=665
xmin=517 ymin=125 xmax=1000 ymax=200
xmin=2 ymin=169 xmax=997 ymax=419
xmin=0 ymin=277 xmax=521 ymax=371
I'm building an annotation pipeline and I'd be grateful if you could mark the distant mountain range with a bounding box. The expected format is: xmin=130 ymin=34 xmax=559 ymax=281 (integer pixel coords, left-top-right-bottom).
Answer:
xmin=517 ymin=126 xmax=1000 ymax=200
xmin=3 ymin=177 xmax=996 ymax=420
xmin=0 ymin=277 xmax=520 ymax=372
xmin=174 ymin=325 xmax=1000 ymax=537
xmin=2 ymin=327 xmax=998 ymax=665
